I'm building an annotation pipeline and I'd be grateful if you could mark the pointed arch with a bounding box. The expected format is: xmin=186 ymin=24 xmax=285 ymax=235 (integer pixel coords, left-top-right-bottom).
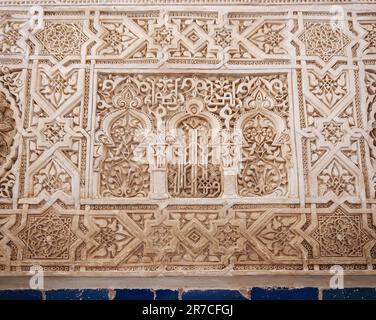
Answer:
xmin=236 ymin=110 xmax=289 ymax=197
xmin=99 ymin=108 xmax=151 ymax=197
xmin=166 ymin=98 xmax=222 ymax=198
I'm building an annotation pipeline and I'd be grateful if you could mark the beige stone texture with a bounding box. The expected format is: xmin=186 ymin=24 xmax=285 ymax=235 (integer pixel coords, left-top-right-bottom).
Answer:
xmin=0 ymin=0 xmax=376 ymax=289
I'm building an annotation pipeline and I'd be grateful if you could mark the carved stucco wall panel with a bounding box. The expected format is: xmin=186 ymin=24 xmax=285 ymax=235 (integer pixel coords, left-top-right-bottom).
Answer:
xmin=0 ymin=2 xmax=376 ymax=283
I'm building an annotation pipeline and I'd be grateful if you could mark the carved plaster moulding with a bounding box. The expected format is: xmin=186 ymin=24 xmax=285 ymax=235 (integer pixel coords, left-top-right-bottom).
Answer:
xmin=0 ymin=3 xmax=375 ymax=289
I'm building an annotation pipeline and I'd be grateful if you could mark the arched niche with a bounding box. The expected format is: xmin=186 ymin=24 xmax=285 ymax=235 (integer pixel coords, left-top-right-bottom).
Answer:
xmin=235 ymin=108 xmax=289 ymax=197
xmin=166 ymin=98 xmax=222 ymax=198
xmin=98 ymin=107 xmax=152 ymax=197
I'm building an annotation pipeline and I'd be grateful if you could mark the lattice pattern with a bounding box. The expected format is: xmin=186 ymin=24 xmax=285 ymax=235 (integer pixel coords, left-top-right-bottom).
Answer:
xmin=0 ymin=4 xmax=376 ymax=276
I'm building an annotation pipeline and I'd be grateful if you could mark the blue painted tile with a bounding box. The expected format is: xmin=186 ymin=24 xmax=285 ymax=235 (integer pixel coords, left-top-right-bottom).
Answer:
xmin=0 ymin=290 xmax=43 ymax=300
xmin=182 ymin=290 xmax=248 ymax=300
xmin=114 ymin=289 xmax=154 ymax=300
xmin=155 ymin=289 xmax=179 ymax=300
xmin=45 ymin=289 xmax=108 ymax=300
xmin=323 ymin=288 xmax=376 ymax=300
xmin=251 ymin=287 xmax=318 ymax=300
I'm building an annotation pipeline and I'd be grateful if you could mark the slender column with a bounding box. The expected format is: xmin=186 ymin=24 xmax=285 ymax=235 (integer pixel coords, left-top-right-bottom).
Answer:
xmin=221 ymin=128 xmax=241 ymax=198
xmin=149 ymin=113 xmax=169 ymax=199
xmin=150 ymin=168 xmax=169 ymax=199
xmin=222 ymin=167 xmax=238 ymax=198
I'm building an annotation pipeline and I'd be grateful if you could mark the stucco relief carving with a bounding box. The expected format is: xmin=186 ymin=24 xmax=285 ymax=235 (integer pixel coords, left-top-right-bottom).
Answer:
xmin=0 ymin=92 xmax=16 ymax=166
xmin=93 ymin=72 xmax=292 ymax=199
xmin=0 ymin=67 xmax=20 ymax=200
xmin=99 ymin=109 xmax=151 ymax=198
xmin=0 ymin=3 xmax=375 ymax=278
xmin=35 ymin=22 xmax=89 ymax=61
xmin=237 ymin=108 xmax=290 ymax=197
